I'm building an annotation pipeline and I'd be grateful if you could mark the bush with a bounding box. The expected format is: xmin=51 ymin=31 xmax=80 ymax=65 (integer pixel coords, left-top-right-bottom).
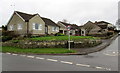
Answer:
xmin=11 ymin=40 xmax=19 ymax=43
xmin=55 ymin=33 xmax=65 ymax=36
xmin=2 ymin=36 xmax=13 ymax=42
xmin=107 ymin=31 xmax=114 ymax=36
xmin=2 ymin=31 xmax=18 ymax=37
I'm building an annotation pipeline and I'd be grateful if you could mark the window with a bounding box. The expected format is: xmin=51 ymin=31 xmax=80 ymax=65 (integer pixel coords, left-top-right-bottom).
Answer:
xmin=56 ymin=27 xmax=59 ymax=31
xmin=17 ymin=24 xmax=22 ymax=30
xmin=52 ymin=27 xmax=56 ymax=31
xmin=9 ymin=25 xmax=13 ymax=30
xmin=33 ymin=23 xmax=42 ymax=30
xmin=52 ymin=27 xmax=59 ymax=31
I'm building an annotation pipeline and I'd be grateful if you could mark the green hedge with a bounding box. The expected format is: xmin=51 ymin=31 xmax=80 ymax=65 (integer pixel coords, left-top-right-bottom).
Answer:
xmin=2 ymin=36 xmax=13 ymax=42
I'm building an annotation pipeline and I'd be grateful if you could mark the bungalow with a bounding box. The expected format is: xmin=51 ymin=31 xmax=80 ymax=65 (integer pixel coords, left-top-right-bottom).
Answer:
xmin=7 ymin=11 xmax=59 ymax=36
xmin=78 ymin=26 xmax=86 ymax=36
xmin=57 ymin=21 xmax=79 ymax=35
xmin=41 ymin=17 xmax=59 ymax=35
xmin=83 ymin=21 xmax=114 ymax=36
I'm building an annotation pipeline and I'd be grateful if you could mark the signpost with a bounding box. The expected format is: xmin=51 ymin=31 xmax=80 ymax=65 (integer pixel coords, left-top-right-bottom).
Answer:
xmin=66 ymin=25 xmax=71 ymax=50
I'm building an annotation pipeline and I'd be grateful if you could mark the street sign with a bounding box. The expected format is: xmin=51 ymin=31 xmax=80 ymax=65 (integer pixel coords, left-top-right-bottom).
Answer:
xmin=66 ymin=25 xmax=71 ymax=50
xmin=66 ymin=25 xmax=71 ymax=31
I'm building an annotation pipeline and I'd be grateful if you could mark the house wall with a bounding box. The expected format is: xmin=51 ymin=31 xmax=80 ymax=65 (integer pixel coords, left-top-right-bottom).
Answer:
xmin=81 ymin=28 xmax=86 ymax=36
xmin=71 ymin=30 xmax=75 ymax=35
xmin=89 ymin=27 xmax=101 ymax=34
xmin=47 ymin=25 xmax=59 ymax=34
xmin=29 ymin=15 xmax=45 ymax=35
xmin=7 ymin=13 xmax=27 ymax=35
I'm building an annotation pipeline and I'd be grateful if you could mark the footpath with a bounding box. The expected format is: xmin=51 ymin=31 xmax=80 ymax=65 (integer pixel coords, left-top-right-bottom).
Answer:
xmin=73 ymin=34 xmax=119 ymax=55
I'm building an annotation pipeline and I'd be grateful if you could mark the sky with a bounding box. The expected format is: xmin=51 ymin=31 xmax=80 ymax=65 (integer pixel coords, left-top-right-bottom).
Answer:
xmin=0 ymin=0 xmax=119 ymax=27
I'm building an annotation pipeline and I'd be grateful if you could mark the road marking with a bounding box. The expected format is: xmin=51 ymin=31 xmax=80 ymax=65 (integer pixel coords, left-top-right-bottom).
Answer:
xmin=12 ymin=54 xmax=18 ymax=56
xmin=60 ymin=61 xmax=73 ymax=64
xmin=10 ymin=54 xmax=112 ymax=71
xmin=105 ymin=68 xmax=111 ymax=71
xmin=104 ymin=53 xmax=117 ymax=56
xmin=95 ymin=66 xmax=111 ymax=71
xmin=113 ymin=52 xmax=116 ymax=54
xmin=20 ymin=55 xmax=26 ymax=57
xmin=6 ymin=53 xmax=11 ymax=54
xmin=36 ymin=57 xmax=45 ymax=60
xmin=95 ymin=66 xmax=103 ymax=69
xmin=47 ymin=59 xmax=58 ymax=62
xmin=76 ymin=63 xmax=90 ymax=67
xmin=27 ymin=56 xmax=35 ymax=58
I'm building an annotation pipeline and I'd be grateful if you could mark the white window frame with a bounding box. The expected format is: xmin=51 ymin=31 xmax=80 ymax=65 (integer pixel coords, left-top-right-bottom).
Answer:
xmin=56 ymin=27 xmax=59 ymax=32
xmin=17 ymin=24 xmax=22 ymax=30
xmin=52 ymin=27 xmax=59 ymax=32
xmin=33 ymin=23 xmax=42 ymax=30
xmin=9 ymin=25 xmax=14 ymax=31
xmin=38 ymin=24 xmax=42 ymax=30
xmin=52 ymin=26 xmax=56 ymax=31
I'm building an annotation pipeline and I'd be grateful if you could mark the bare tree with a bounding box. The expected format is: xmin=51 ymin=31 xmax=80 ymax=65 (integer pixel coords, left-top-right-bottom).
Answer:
xmin=62 ymin=19 xmax=68 ymax=23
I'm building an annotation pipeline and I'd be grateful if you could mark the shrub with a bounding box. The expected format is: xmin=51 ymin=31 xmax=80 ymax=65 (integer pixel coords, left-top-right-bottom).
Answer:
xmin=55 ymin=33 xmax=65 ymax=36
xmin=2 ymin=31 xmax=18 ymax=37
xmin=107 ymin=31 xmax=114 ymax=36
xmin=11 ymin=40 xmax=19 ymax=43
xmin=2 ymin=36 xmax=13 ymax=42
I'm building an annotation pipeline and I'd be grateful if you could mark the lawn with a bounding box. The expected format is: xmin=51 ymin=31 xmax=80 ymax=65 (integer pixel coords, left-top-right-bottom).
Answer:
xmin=2 ymin=46 xmax=76 ymax=54
xmin=28 ymin=36 xmax=99 ymax=41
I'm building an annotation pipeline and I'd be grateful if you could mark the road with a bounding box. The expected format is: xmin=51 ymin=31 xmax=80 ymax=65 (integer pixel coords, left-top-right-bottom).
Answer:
xmin=2 ymin=36 xmax=119 ymax=71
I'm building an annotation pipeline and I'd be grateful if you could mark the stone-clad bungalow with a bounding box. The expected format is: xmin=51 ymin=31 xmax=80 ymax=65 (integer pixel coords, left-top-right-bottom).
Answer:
xmin=41 ymin=17 xmax=59 ymax=35
xmin=7 ymin=11 xmax=59 ymax=36
xmin=7 ymin=11 xmax=114 ymax=37
xmin=82 ymin=21 xmax=114 ymax=36
xmin=57 ymin=21 xmax=79 ymax=35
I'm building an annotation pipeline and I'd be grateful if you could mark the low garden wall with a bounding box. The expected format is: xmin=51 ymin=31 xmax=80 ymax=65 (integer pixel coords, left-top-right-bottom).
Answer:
xmin=2 ymin=39 xmax=102 ymax=48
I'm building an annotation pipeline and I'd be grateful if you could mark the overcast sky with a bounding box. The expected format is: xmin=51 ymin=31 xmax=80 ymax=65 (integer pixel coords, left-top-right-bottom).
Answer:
xmin=0 ymin=0 xmax=119 ymax=26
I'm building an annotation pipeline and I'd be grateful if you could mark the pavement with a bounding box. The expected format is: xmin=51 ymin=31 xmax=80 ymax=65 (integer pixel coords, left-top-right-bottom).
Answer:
xmin=73 ymin=34 xmax=119 ymax=55
xmin=1 ymin=36 xmax=119 ymax=71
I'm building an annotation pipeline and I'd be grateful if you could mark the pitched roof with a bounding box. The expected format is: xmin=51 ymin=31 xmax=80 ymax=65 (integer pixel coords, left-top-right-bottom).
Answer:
xmin=41 ymin=17 xmax=59 ymax=27
xmin=95 ymin=21 xmax=110 ymax=24
xmin=95 ymin=21 xmax=109 ymax=29
xmin=59 ymin=21 xmax=79 ymax=30
xmin=96 ymin=24 xmax=108 ymax=29
xmin=15 ymin=11 xmax=37 ymax=22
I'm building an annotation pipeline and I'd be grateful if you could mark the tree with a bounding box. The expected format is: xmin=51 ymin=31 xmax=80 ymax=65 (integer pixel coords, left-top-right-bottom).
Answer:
xmin=2 ymin=25 xmax=7 ymax=31
xmin=62 ymin=19 xmax=68 ymax=23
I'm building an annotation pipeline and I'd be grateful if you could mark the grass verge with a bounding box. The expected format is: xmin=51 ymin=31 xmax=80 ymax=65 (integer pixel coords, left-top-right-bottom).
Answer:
xmin=28 ymin=36 xmax=99 ymax=41
xmin=2 ymin=46 xmax=76 ymax=54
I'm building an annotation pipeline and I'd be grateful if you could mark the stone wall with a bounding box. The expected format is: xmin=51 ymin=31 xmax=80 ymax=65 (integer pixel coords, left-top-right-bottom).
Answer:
xmin=2 ymin=39 xmax=102 ymax=48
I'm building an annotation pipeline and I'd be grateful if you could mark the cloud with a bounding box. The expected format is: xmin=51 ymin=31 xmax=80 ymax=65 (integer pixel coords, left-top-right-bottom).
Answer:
xmin=0 ymin=0 xmax=119 ymax=26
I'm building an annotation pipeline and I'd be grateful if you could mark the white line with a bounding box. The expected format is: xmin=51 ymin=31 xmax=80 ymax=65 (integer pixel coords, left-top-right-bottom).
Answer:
xmin=6 ymin=53 xmax=11 ymax=54
xmin=36 ymin=57 xmax=45 ymax=60
xmin=20 ymin=55 xmax=26 ymax=57
xmin=27 ymin=56 xmax=35 ymax=58
xmin=76 ymin=63 xmax=90 ymax=67
xmin=12 ymin=54 xmax=18 ymax=56
xmin=95 ymin=66 xmax=103 ymax=69
xmin=47 ymin=59 xmax=58 ymax=62
xmin=104 ymin=53 xmax=117 ymax=56
xmin=105 ymin=68 xmax=111 ymax=71
xmin=60 ymin=61 xmax=73 ymax=64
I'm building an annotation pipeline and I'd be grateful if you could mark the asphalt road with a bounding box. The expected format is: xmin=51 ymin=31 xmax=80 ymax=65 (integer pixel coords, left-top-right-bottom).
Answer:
xmin=2 ymin=36 xmax=119 ymax=71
